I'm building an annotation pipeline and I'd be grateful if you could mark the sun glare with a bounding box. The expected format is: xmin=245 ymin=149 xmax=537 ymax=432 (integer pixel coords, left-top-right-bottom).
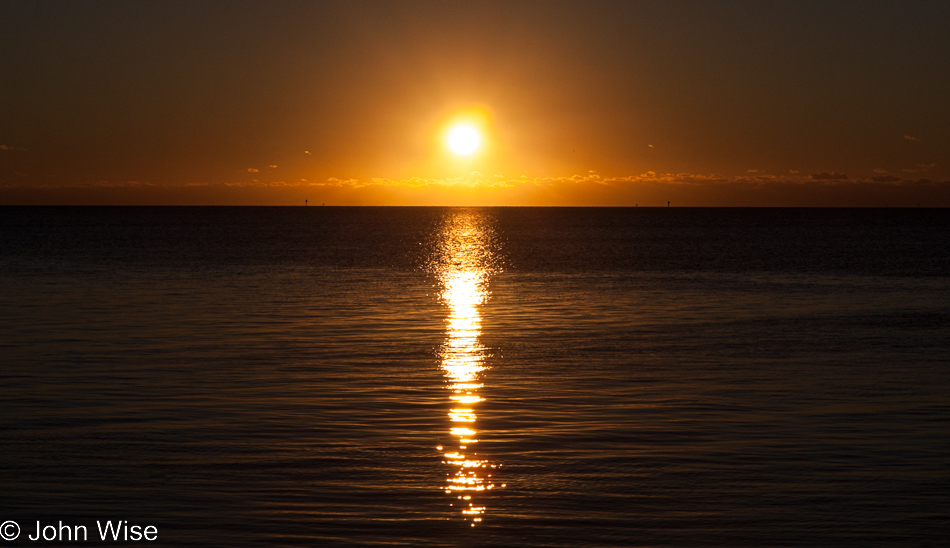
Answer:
xmin=448 ymin=125 xmax=480 ymax=155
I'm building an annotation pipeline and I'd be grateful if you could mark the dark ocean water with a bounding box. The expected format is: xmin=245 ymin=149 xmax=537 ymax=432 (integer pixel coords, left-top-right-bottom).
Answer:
xmin=1 ymin=207 xmax=948 ymax=547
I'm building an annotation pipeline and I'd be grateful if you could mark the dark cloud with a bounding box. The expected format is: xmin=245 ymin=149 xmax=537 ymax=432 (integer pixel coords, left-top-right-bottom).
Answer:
xmin=903 ymin=163 xmax=936 ymax=174
xmin=811 ymin=171 xmax=849 ymax=181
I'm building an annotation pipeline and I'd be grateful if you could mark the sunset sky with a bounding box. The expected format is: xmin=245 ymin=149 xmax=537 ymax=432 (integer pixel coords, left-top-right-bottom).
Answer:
xmin=2 ymin=0 xmax=949 ymax=206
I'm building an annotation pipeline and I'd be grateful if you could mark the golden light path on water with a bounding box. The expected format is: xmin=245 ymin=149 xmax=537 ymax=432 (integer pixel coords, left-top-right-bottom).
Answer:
xmin=433 ymin=211 xmax=503 ymax=527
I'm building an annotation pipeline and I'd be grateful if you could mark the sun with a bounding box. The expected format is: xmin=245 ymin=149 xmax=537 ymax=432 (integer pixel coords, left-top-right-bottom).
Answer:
xmin=448 ymin=125 xmax=480 ymax=156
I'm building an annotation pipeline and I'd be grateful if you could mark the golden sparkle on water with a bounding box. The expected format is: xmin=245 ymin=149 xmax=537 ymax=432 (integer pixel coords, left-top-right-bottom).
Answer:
xmin=433 ymin=210 xmax=503 ymax=526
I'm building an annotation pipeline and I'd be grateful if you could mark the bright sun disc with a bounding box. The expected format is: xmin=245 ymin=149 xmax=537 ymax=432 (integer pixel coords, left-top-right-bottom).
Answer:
xmin=448 ymin=125 xmax=480 ymax=155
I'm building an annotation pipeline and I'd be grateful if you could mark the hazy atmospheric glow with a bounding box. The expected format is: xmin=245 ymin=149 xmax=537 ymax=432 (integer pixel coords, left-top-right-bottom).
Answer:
xmin=1 ymin=1 xmax=948 ymax=206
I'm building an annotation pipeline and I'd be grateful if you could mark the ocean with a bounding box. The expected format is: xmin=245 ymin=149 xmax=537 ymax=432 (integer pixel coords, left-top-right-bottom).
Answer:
xmin=1 ymin=206 xmax=948 ymax=546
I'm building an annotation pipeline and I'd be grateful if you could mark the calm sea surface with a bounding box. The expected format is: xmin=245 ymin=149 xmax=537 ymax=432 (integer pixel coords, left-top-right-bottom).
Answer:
xmin=1 ymin=207 xmax=948 ymax=546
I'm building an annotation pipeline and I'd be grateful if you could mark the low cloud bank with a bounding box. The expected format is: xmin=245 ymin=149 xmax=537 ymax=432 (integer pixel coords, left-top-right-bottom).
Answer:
xmin=2 ymin=171 xmax=948 ymax=206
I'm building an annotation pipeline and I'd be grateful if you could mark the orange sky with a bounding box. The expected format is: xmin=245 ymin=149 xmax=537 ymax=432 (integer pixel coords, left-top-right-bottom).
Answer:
xmin=2 ymin=1 xmax=949 ymax=206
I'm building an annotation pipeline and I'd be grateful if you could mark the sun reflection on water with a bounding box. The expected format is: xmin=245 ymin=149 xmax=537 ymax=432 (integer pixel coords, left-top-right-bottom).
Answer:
xmin=431 ymin=210 xmax=503 ymax=526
